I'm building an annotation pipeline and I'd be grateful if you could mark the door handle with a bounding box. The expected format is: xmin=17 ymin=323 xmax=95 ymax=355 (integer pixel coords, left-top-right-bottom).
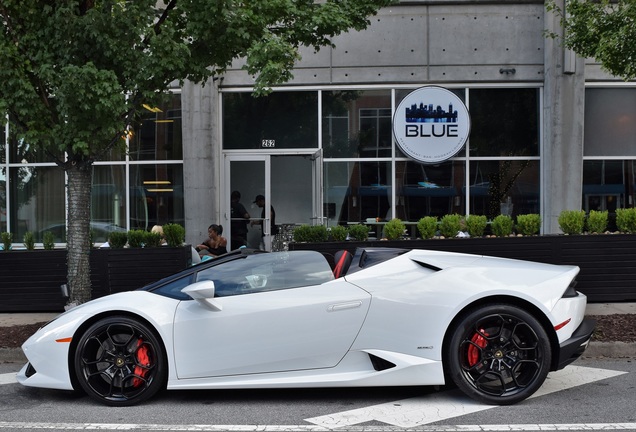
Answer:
xmin=327 ymin=301 xmax=363 ymax=312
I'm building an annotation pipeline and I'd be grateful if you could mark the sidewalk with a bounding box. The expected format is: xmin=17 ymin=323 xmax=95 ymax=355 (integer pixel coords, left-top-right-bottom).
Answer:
xmin=1 ymin=304 xmax=634 ymax=363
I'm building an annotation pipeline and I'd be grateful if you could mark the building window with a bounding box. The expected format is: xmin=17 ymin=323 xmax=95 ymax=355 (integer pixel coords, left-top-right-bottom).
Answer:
xmin=324 ymin=161 xmax=393 ymax=225
xmin=396 ymin=160 xmax=465 ymax=219
xmin=9 ymin=166 xmax=65 ymax=242
xmin=584 ymin=88 xmax=636 ymax=227
xmin=129 ymin=163 xmax=184 ymax=230
xmin=130 ymin=94 xmax=183 ymax=161
xmin=469 ymin=88 xmax=540 ymax=157
xmin=223 ymin=91 xmax=318 ymax=150
xmin=322 ymin=90 xmax=391 ymax=158
xmin=585 ymin=88 xmax=636 ymax=157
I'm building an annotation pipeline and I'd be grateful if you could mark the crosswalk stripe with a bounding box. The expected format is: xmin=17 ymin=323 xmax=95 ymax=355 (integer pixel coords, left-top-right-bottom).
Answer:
xmin=0 ymin=422 xmax=636 ymax=431
xmin=0 ymin=373 xmax=16 ymax=386
xmin=304 ymin=366 xmax=627 ymax=428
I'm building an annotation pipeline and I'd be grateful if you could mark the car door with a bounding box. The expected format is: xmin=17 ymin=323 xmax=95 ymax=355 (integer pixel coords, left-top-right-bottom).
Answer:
xmin=172 ymin=251 xmax=371 ymax=379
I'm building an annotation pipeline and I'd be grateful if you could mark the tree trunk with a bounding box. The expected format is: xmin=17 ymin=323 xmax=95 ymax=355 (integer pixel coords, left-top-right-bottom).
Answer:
xmin=66 ymin=164 xmax=93 ymax=306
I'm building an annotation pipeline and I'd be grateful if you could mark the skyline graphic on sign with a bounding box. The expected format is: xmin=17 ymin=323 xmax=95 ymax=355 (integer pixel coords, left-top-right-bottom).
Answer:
xmin=405 ymin=103 xmax=458 ymax=123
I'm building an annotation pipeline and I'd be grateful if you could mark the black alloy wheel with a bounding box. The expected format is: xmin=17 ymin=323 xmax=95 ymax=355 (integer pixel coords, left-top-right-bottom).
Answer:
xmin=74 ymin=316 xmax=167 ymax=406
xmin=446 ymin=304 xmax=552 ymax=405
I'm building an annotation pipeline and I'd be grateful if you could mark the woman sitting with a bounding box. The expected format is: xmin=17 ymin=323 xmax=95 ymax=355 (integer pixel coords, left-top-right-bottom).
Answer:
xmin=196 ymin=224 xmax=228 ymax=257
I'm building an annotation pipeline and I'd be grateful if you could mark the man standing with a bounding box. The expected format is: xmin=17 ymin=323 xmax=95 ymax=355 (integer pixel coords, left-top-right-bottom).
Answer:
xmin=230 ymin=190 xmax=250 ymax=250
xmin=251 ymin=194 xmax=278 ymax=249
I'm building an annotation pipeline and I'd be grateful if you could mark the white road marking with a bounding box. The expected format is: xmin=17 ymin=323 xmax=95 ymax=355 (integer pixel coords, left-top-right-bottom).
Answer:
xmin=304 ymin=366 xmax=628 ymax=428
xmin=1 ymin=423 xmax=636 ymax=431
xmin=0 ymin=366 xmax=629 ymax=431
xmin=0 ymin=372 xmax=16 ymax=385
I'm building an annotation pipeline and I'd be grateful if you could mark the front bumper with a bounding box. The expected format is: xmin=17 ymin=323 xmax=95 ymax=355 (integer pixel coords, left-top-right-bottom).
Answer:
xmin=556 ymin=317 xmax=596 ymax=370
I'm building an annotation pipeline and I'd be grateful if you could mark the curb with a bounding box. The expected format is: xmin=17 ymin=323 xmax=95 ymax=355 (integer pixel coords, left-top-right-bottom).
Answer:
xmin=581 ymin=341 xmax=636 ymax=359
xmin=2 ymin=342 xmax=634 ymax=366
xmin=0 ymin=348 xmax=26 ymax=364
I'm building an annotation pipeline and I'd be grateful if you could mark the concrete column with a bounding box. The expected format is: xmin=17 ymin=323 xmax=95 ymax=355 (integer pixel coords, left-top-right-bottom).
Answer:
xmin=181 ymin=79 xmax=220 ymax=246
xmin=542 ymin=0 xmax=586 ymax=234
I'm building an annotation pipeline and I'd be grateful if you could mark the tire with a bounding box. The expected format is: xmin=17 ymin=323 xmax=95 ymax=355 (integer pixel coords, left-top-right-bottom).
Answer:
xmin=74 ymin=316 xmax=167 ymax=406
xmin=446 ymin=304 xmax=551 ymax=405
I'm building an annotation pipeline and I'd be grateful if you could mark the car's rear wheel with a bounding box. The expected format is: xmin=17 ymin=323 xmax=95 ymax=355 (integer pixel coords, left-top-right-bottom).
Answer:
xmin=446 ymin=304 xmax=551 ymax=405
xmin=74 ymin=316 xmax=167 ymax=406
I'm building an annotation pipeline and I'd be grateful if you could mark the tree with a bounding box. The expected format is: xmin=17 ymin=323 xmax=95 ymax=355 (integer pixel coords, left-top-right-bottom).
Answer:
xmin=547 ymin=0 xmax=636 ymax=79
xmin=0 ymin=0 xmax=391 ymax=306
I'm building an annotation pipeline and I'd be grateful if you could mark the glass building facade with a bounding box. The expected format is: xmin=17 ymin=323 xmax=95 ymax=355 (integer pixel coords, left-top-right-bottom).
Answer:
xmin=219 ymin=86 xmax=541 ymax=243
xmin=1 ymin=93 xmax=184 ymax=243
xmin=4 ymin=83 xmax=636 ymax=245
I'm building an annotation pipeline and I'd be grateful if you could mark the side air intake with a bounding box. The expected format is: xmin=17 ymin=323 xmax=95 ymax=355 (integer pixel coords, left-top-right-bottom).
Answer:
xmin=369 ymin=354 xmax=396 ymax=371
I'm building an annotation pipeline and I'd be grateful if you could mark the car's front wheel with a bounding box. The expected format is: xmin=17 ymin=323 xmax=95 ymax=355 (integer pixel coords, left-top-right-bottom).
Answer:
xmin=446 ymin=304 xmax=551 ymax=405
xmin=74 ymin=316 xmax=167 ymax=406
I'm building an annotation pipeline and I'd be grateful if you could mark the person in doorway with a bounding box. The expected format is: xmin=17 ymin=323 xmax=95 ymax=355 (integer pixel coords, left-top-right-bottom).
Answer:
xmin=230 ymin=190 xmax=250 ymax=250
xmin=196 ymin=224 xmax=228 ymax=257
xmin=251 ymin=195 xmax=278 ymax=249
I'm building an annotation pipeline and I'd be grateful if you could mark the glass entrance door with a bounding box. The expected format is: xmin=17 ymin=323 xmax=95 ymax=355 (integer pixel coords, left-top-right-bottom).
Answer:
xmin=225 ymin=154 xmax=320 ymax=251
xmin=226 ymin=155 xmax=270 ymax=251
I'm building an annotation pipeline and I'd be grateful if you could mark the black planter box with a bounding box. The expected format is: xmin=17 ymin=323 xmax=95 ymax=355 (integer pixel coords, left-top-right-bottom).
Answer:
xmin=288 ymin=235 xmax=636 ymax=303
xmin=0 ymin=250 xmax=68 ymax=312
xmin=0 ymin=246 xmax=192 ymax=312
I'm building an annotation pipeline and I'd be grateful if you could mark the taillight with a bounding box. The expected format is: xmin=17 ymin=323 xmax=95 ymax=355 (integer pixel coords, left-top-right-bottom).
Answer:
xmin=562 ymin=279 xmax=579 ymax=298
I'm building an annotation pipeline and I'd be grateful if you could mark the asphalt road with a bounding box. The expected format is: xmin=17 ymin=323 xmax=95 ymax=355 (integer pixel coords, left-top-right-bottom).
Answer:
xmin=1 ymin=357 xmax=634 ymax=431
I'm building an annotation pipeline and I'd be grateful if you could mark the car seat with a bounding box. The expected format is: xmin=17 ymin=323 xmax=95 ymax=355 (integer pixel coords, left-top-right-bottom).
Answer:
xmin=333 ymin=250 xmax=352 ymax=279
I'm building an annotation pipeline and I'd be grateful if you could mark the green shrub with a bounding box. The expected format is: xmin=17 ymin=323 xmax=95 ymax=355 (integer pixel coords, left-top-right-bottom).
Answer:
xmin=439 ymin=214 xmax=462 ymax=238
xmin=293 ymin=225 xmax=312 ymax=242
xmin=309 ymin=225 xmax=329 ymax=242
xmin=163 ymin=223 xmax=186 ymax=247
xmin=516 ymin=214 xmax=541 ymax=236
xmin=127 ymin=229 xmax=146 ymax=248
xmin=417 ymin=216 xmax=438 ymax=239
xmin=587 ymin=210 xmax=608 ymax=234
xmin=42 ymin=231 xmax=55 ymax=250
xmin=292 ymin=224 xmax=329 ymax=242
xmin=491 ymin=214 xmax=514 ymax=237
xmin=23 ymin=231 xmax=35 ymax=250
xmin=615 ymin=208 xmax=636 ymax=233
xmin=144 ymin=231 xmax=163 ymax=247
xmin=384 ymin=218 xmax=406 ymax=240
xmin=348 ymin=224 xmax=370 ymax=241
xmin=558 ymin=210 xmax=586 ymax=235
xmin=108 ymin=231 xmax=128 ymax=248
xmin=1 ymin=232 xmax=12 ymax=251
xmin=465 ymin=215 xmax=488 ymax=237
xmin=330 ymin=225 xmax=348 ymax=242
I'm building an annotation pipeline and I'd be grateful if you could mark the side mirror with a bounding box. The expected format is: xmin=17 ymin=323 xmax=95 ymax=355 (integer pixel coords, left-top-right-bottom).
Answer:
xmin=182 ymin=280 xmax=223 ymax=311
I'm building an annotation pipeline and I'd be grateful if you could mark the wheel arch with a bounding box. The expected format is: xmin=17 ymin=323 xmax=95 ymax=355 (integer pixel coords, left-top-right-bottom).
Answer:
xmin=67 ymin=311 xmax=170 ymax=393
xmin=441 ymin=295 xmax=560 ymax=374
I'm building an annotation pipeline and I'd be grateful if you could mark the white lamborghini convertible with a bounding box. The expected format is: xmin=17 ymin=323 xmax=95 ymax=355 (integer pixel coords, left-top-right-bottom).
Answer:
xmin=18 ymin=247 xmax=595 ymax=406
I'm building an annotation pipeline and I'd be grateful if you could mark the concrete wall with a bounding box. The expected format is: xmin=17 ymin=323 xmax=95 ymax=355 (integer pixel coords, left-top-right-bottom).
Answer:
xmin=222 ymin=3 xmax=547 ymax=87
xmin=181 ymin=79 xmax=220 ymax=247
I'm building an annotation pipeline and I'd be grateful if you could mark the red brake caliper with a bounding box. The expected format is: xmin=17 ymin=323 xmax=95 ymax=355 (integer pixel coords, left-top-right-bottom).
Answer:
xmin=133 ymin=339 xmax=150 ymax=387
xmin=467 ymin=330 xmax=488 ymax=367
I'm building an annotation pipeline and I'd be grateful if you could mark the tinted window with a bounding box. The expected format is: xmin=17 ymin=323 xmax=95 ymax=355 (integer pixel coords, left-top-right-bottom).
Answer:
xmin=151 ymin=274 xmax=194 ymax=300
xmin=195 ymin=251 xmax=334 ymax=297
